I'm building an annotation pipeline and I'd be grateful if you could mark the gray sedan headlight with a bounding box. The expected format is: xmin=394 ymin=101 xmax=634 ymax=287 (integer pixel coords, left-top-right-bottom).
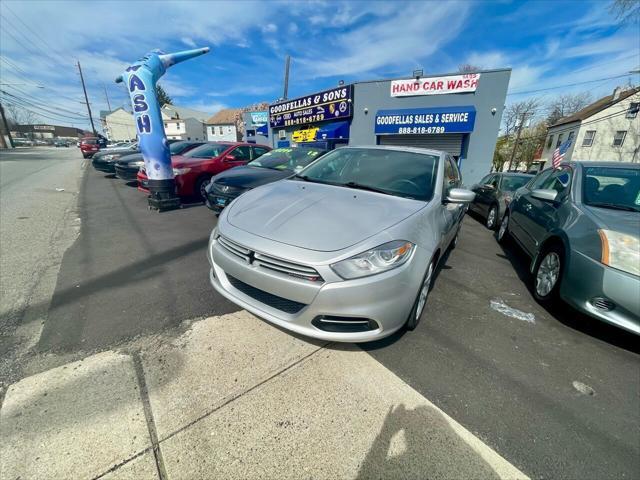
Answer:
xmin=130 ymin=160 xmax=145 ymax=167
xmin=330 ymin=240 xmax=414 ymax=280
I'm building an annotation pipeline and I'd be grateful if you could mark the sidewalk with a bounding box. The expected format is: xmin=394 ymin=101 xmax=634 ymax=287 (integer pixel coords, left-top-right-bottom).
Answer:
xmin=1 ymin=311 xmax=528 ymax=480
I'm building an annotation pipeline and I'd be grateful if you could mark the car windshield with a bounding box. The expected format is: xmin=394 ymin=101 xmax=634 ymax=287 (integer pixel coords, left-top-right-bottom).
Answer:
xmin=583 ymin=166 xmax=640 ymax=212
xmin=183 ymin=143 xmax=230 ymax=158
xmin=82 ymin=139 xmax=97 ymax=145
xmin=169 ymin=141 xmax=200 ymax=154
xmin=248 ymin=148 xmax=324 ymax=171
xmin=295 ymin=148 xmax=439 ymax=201
xmin=501 ymin=175 xmax=532 ymax=191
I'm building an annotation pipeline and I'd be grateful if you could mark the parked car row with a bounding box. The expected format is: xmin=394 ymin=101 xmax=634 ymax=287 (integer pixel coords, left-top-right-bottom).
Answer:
xmin=481 ymin=162 xmax=639 ymax=335
xmin=91 ymin=141 xmax=639 ymax=342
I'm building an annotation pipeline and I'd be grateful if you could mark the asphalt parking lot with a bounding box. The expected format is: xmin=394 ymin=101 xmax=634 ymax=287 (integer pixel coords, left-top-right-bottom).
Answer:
xmin=2 ymin=149 xmax=639 ymax=479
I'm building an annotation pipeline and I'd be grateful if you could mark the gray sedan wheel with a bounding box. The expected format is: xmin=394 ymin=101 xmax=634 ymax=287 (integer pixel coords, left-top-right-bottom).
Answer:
xmin=486 ymin=205 xmax=498 ymax=230
xmin=406 ymin=259 xmax=435 ymax=331
xmin=533 ymin=245 xmax=563 ymax=303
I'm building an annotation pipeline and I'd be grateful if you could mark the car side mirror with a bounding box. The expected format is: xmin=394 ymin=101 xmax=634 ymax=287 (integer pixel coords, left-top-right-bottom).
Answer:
xmin=445 ymin=188 xmax=476 ymax=204
xmin=224 ymin=154 xmax=237 ymax=162
xmin=531 ymin=189 xmax=558 ymax=202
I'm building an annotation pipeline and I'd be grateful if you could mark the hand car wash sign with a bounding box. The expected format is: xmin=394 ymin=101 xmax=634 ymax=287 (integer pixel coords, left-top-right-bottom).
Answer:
xmin=375 ymin=106 xmax=476 ymax=135
xmin=390 ymin=73 xmax=480 ymax=97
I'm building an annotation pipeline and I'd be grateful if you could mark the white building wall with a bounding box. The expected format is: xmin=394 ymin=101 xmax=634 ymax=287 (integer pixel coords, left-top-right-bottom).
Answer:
xmin=163 ymin=117 xmax=207 ymax=141
xmin=207 ymin=123 xmax=237 ymax=142
xmin=572 ymin=92 xmax=639 ymax=162
xmin=105 ymin=109 xmax=136 ymax=141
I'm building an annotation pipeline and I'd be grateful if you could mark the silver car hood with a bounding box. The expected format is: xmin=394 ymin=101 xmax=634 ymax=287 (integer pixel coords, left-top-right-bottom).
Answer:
xmin=582 ymin=205 xmax=640 ymax=237
xmin=226 ymin=179 xmax=424 ymax=252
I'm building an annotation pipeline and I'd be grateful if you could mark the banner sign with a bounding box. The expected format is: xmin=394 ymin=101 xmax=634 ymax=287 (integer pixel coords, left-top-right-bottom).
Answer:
xmin=250 ymin=111 xmax=268 ymax=125
xmin=390 ymin=74 xmax=480 ymax=97
xmin=375 ymin=106 xmax=476 ymax=135
xmin=269 ymin=85 xmax=353 ymax=128
xmin=34 ymin=125 xmax=55 ymax=131
xmin=292 ymin=127 xmax=319 ymax=143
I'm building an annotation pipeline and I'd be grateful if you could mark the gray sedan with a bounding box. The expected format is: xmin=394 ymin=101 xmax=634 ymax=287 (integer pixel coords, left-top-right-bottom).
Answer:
xmin=498 ymin=161 xmax=639 ymax=335
xmin=469 ymin=172 xmax=533 ymax=229
xmin=207 ymin=146 xmax=475 ymax=342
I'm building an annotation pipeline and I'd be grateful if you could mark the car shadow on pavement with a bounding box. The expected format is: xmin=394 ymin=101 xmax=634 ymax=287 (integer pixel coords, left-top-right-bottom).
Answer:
xmin=498 ymin=237 xmax=639 ymax=354
xmin=355 ymin=403 xmax=502 ymax=480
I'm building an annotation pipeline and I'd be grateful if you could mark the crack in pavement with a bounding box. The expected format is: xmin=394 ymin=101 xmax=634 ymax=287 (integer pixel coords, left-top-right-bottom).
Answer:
xmin=92 ymin=341 xmax=331 ymax=479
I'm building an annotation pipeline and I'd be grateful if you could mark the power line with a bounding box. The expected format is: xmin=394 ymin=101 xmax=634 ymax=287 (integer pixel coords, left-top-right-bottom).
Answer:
xmin=1 ymin=99 xmax=90 ymax=126
xmin=508 ymin=72 xmax=637 ymax=96
xmin=0 ymin=15 xmax=61 ymax=69
xmin=0 ymin=91 xmax=88 ymax=120
xmin=2 ymin=4 xmax=71 ymax=67
xmin=3 ymin=85 xmax=89 ymax=117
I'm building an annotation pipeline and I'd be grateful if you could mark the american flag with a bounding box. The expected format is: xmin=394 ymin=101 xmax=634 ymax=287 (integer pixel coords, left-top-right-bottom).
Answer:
xmin=552 ymin=139 xmax=572 ymax=169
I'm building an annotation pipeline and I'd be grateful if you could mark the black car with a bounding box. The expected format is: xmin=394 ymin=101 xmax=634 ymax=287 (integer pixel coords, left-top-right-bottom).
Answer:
xmin=92 ymin=143 xmax=140 ymax=173
xmin=114 ymin=141 xmax=205 ymax=180
xmin=205 ymin=146 xmax=327 ymax=213
xmin=468 ymin=172 xmax=533 ymax=229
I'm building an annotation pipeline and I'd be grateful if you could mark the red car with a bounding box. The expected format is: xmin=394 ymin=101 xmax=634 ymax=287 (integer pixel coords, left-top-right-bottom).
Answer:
xmin=79 ymin=137 xmax=101 ymax=158
xmin=137 ymin=142 xmax=271 ymax=200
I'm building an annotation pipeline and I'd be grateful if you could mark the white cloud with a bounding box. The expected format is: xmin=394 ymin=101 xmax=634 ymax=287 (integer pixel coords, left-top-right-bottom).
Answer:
xmin=180 ymin=101 xmax=228 ymax=116
xmin=181 ymin=37 xmax=197 ymax=48
xmin=262 ymin=23 xmax=277 ymax=33
xmin=465 ymin=52 xmax=509 ymax=70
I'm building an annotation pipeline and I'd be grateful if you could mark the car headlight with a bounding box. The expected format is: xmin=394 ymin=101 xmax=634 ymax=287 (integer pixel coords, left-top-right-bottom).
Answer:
xmin=130 ymin=161 xmax=145 ymax=167
xmin=598 ymin=229 xmax=640 ymax=276
xmin=173 ymin=167 xmax=191 ymax=175
xmin=330 ymin=240 xmax=414 ymax=280
xmin=101 ymin=154 xmax=114 ymax=160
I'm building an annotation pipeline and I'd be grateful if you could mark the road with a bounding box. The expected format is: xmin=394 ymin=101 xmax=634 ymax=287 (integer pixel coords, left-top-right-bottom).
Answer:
xmin=0 ymin=147 xmax=83 ymax=386
xmin=1 ymin=147 xmax=638 ymax=479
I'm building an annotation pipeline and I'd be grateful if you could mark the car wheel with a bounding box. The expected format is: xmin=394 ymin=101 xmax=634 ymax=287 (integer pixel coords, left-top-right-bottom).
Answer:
xmin=406 ymin=257 xmax=436 ymax=331
xmin=496 ymin=212 xmax=510 ymax=243
xmin=533 ymin=245 xmax=563 ymax=304
xmin=486 ymin=205 xmax=498 ymax=230
xmin=195 ymin=175 xmax=212 ymax=202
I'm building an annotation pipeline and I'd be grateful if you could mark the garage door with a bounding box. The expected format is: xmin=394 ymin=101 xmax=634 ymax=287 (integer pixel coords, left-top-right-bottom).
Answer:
xmin=378 ymin=133 xmax=464 ymax=157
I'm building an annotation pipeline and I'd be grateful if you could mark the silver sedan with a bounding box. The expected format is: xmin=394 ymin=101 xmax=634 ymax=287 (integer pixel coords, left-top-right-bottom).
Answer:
xmin=207 ymin=146 xmax=475 ymax=342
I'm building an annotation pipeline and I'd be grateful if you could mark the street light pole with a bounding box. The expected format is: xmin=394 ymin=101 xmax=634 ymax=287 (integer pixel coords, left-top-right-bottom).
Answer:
xmin=507 ymin=112 xmax=528 ymax=172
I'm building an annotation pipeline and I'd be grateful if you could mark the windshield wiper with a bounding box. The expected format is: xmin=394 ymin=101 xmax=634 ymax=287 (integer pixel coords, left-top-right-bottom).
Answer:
xmin=587 ymin=202 xmax=639 ymax=212
xmin=342 ymin=181 xmax=390 ymax=195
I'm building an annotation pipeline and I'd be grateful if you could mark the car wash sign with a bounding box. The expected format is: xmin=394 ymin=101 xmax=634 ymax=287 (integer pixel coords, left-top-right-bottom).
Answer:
xmin=390 ymin=73 xmax=480 ymax=97
xmin=269 ymin=86 xmax=353 ymax=128
xmin=375 ymin=106 xmax=476 ymax=135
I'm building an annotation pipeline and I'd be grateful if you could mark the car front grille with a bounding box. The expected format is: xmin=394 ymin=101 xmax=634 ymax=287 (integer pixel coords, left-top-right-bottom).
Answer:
xmin=218 ymin=235 xmax=323 ymax=282
xmin=227 ymin=275 xmax=306 ymax=314
xmin=212 ymin=183 xmax=244 ymax=195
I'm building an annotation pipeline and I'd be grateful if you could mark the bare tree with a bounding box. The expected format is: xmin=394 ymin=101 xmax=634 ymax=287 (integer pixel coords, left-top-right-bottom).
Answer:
xmin=5 ymin=103 xmax=37 ymax=126
xmin=545 ymin=92 xmax=592 ymax=126
xmin=610 ymin=0 xmax=640 ymax=25
xmin=502 ymin=98 xmax=541 ymax=135
xmin=458 ymin=64 xmax=483 ymax=73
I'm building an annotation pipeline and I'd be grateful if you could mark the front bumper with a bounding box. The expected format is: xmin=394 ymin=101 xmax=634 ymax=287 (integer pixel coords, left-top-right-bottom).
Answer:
xmin=115 ymin=165 xmax=140 ymax=181
xmin=92 ymin=160 xmax=117 ymax=173
xmin=561 ymin=250 xmax=640 ymax=335
xmin=207 ymin=234 xmax=426 ymax=342
xmin=204 ymin=190 xmax=241 ymax=212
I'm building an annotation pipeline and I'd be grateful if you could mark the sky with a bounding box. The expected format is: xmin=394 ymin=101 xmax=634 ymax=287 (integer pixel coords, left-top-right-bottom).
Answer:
xmin=0 ymin=0 xmax=638 ymax=131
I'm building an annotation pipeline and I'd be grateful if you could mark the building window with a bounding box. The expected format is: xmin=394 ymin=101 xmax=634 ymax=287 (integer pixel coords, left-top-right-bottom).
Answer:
xmin=227 ymin=126 xmax=232 ymax=133
xmin=164 ymin=123 xmax=168 ymax=128
xmin=556 ymin=133 xmax=564 ymax=148
xmin=582 ymin=130 xmax=596 ymax=147
xmin=547 ymin=135 xmax=554 ymax=149
xmin=218 ymin=126 xmax=223 ymax=135
xmin=176 ymin=123 xmax=180 ymax=130
xmin=567 ymin=131 xmax=575 ymax=143
xmin=627 ymin=102 xmax=639 ymax=119
xmin=613 ymin=131 xmax=627 ymax=147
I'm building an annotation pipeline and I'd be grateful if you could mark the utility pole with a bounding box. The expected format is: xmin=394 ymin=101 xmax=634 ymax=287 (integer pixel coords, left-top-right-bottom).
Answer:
xmin=507 ymin=112 xmax=529 ymax=172
xmin=283 ymin=55 xmax=291 ymax=100
xmin=103 ymin=83 xmax=112 ymax=111
xmin=77 ymin=61 xmax=97 ymax=135
xmin=0 ymin=101 xmax=14 ymax=148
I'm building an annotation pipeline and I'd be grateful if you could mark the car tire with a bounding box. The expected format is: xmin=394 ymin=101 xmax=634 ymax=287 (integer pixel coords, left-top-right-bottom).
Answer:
xmin=405 ymin=256 xmax=437 ymax=331
xmin=194 ymin=175 xmax=212 ymax=202
xmin=496 ymin=212 xmax=510 ymax=243
xmin=486 ymin=204 xmax=498 ymax=230
xmin=533 ymin=244 xmax=563 ymax=304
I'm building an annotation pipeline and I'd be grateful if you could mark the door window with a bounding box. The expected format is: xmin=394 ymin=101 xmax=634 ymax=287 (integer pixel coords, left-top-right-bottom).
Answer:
xmin=231 ymin=146 xmax=252 ymax=161
xmin=253 ymin=147 xmax=269 ymax=158
xmin=443 ymin=156 xmax=461 ymax=192
xmin=479 ymin=174 xmax=493 ymax=185
xmin=541 ymin=167 xmax=572 ymax=197
xmin=488 ymin=175 xmax=500 ymax=188
xmin=528 ymin=169 xmax=554 ymax=189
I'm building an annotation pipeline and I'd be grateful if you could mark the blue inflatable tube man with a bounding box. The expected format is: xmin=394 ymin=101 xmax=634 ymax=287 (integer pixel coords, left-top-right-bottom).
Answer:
xmin=116 ymin=47 xmax=209 ymax=211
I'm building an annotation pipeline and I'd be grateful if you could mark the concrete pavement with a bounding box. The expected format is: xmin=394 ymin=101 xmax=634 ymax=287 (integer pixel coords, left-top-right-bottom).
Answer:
xmin=1 ymin=311 xmax=528 ymax=480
